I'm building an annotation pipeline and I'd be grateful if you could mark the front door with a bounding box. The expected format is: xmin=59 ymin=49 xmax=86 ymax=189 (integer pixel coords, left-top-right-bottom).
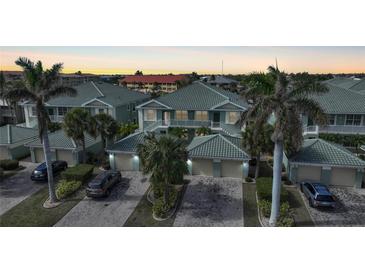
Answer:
xmin=213 ymin=112 xmax=220 ymax=127
xmin=162 ymin=111 xmax=170 ymax=126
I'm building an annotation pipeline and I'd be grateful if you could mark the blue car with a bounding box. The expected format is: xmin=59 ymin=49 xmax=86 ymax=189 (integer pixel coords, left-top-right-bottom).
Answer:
xmin=300 ymin=181 xmax=336 ymax=208
xmin=31 ymin=160 xmax=68 ymax=181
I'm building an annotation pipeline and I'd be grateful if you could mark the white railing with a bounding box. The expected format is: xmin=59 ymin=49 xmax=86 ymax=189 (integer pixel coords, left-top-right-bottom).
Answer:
xmin=144 ymin=119 xmax=224 ymax=132
xmin=49 ymin=115 xmax=65 ymax=123
xmin=302 ymin=125 xmax=319 ymax=135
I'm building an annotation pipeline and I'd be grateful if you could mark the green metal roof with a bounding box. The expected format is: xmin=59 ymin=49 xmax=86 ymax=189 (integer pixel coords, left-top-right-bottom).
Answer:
xmin=139 ymin=82 xmax=248 ymax=110
xmin=25 ymin=130 xmax=100 ymax=150
xmin=290 ymin=138 xmax=365 ymax=167
xmin=0 ymin=125 xmax=38 ymax=146
xmin=187 ymin=134 xmax=249 ymax=160
xmin=28 ymin=81 xmax=149 ymax=107
xmin=311 ymin=83 xmax=365 ymax=114
xmin=107 ymin=132 xmax=144 ymax=153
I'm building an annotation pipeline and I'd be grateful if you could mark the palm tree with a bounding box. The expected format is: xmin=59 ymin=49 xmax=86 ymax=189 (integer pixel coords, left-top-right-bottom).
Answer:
xmin=94 ymin=113 xmax=119 ymax=153
xmin=118 ymin=122 xmax=138 ymax=138
xmin=63 ymin=108 xmax=97 ymax=164
xmin=137 ymin=133 xmax=188 ymax=205
xmin=4 ymin=58 xmax=77 ymax=203
xmin=196 ymin=126 xmax=212 ymax=136
xmin=241 ymin=65 xmax=328 ymax=226
xmin=241 ymin=123 xmax=274 ymax=179
xmin=168 ymin=127 xmax=188 ymax=139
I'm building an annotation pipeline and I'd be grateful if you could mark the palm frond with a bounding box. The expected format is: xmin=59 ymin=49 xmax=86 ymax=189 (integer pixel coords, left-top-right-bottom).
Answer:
xmin=289 ymin=97 xmax=327 ymax=125
xmin=4 ymin=88 xmax=37 ymax=102
xmin=15 ymin=57 xmax=34 ymax=71
xmin=43 ymin=86 xmax=77 ymax=101
xmin=289 ymin=73 xmax=329 ymax=97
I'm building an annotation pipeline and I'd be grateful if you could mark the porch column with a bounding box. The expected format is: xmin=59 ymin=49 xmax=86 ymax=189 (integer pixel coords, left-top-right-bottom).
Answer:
xmin=30 ymin=147 xmax=36 ymax=163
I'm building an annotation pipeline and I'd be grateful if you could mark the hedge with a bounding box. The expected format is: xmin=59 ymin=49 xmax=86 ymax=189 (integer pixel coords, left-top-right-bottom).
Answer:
xmin=0 ymin=159 xmax=19 ymax=170
xmin=256 ymin=177 xmax=288 ymax=202
xmin=61 ymin=164 xmax=94 ymax=183
xmin=56 ymin=179 xmax=82 ymax=199
xmin=319 ymin=133 xmax=365 ymax=147
xmin=152 ymin=187 xmax=178 ymax=218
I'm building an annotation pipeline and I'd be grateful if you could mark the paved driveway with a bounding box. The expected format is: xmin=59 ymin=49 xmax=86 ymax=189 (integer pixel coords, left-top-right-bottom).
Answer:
xmin=303 ymin=187 xmax=365 ymax=226
xmin=0 ymin=162 xmax=43 ymax=216
xmin=174 ymin=176 xmax=243 ymax=227
xmin=55 ymin=171 xmax=150 ymax=227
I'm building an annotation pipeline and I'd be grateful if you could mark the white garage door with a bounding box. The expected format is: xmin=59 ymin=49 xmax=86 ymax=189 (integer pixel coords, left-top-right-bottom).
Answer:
xmin=330 ymin=167 xmax=356 ymax=187
xmin=297 ymin=165 xmax=321 ymax=182
xmin=221 ymin=160 xmax=243 ymax=178
xmin=34 ymin=148 xmax=45 ymax=163
xmin=115 ymin=154 xmax=133 ymax=171
xmin=56 ymin=150 xmax=74 ymax=166
xmin=192 ymin=159 xmax=213 ymax=176
xmin=0 ymin=146 xmax=9 ymax=160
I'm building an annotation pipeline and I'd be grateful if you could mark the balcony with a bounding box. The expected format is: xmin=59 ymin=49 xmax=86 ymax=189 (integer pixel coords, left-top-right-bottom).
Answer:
xmin=48 ymin=115 xmax=65 ymax=123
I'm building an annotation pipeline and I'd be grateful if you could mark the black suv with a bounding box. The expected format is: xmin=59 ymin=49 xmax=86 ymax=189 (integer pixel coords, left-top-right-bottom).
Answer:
xmin=31 ymin=160 xmax=68 ymax=181
xmin=86 ymin=170 xmax=121 ymax=198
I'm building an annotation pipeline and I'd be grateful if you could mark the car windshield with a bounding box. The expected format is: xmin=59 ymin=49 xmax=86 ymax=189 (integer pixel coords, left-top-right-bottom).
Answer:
xmin=316 ymin=195 xmax=334 ymax=202
xmin=89 ymin=181 xmax=103 ymax=189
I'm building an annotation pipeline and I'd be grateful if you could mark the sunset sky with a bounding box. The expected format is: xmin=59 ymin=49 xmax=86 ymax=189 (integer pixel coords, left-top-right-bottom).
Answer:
xmin=1 ymin=46 xmax=365 ymax=75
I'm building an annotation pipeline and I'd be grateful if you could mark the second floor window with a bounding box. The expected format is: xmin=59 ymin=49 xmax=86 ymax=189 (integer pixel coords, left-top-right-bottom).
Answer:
xmin=195 ymin=111 xmax=208 ymax=121
xmin=226 ymin=111 xmax=240 ymax=124
xmin=328 ymin=114 xmax=335 ymax=125
xmin=176 ymin=110 xmax=188 ymax=120
xmin=346 ymin=114 xmax=362 ymax=126
xmin=58 ymin=107 xmax=68 ymax=116
xmin=144 ymin=109 xmax=156 ymax=121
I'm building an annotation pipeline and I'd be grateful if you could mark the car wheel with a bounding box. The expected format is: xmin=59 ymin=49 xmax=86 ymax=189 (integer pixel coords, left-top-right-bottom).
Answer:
xmin=309 ymin=198 xmax=314 ymax=208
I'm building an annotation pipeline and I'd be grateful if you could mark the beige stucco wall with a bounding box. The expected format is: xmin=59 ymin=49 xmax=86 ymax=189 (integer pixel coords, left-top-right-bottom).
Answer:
xmin=56 ymin=150 xmax=75 ymax=166
xmin=192 ymin=159 xmax=213 ymax=176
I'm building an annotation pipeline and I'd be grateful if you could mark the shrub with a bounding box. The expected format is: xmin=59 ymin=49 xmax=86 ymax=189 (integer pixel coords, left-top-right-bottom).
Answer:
xmin=0 ymin=159 xmax=19 ymax=170
xmin=256 ymin=177 xmax=288 ymax=202
xmin=277 ymin=216 xmax=295 ymax=227
xmin=258 ymin=199 xmax=271 ymax=217
xmin=56 ymin=179 xmax=82 ymax=199
xmin=257 ymin=200 xmax=294 ymax=226
xmin=245 ymin=177 xmax=254 ymax=183
xmin=61 ymin=164 xmax=94 ymax=183
xmin=152 ymin=187 xmax=178 ymax=218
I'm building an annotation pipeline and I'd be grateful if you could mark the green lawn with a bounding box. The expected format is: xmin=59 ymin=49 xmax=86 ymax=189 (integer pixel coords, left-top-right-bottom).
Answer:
xmin=124 ymin=184 xmax=187 ymax=227
xmin=285 ymin=186 xmax=314 ymax=227
xmin=242 ymin=183 xmax=261 ymax=227
xmin=0 ymin=186 xmax=85 ymax=227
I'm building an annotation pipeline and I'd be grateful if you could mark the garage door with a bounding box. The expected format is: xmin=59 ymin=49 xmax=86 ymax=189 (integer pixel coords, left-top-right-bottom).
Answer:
xmin=0 ymin=146 xmax=9 ymax=160
xmin=221 ymin=160 xmax=243 ymax=178
xmin=192 ymin=159 xmax=213 ymax=176
xmin=297 ymin=165 xmax=321 ymax=182
xmin=34 ymin=148 xmax=45 ymax=163
xmin=115 ymin=154 xmax=133 ymax=171
xmin=56 ymin=149 xmax=74 ymax=166
xmin=330 ymin=167 xmax=356 ymax=187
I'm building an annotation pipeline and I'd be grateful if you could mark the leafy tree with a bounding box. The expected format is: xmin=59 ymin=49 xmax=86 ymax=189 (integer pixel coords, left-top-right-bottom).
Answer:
xmin=168 ymin=127 xmax=188 ymax=139
xmin=195 ymin=127 xmax=212 ymax=136
xmin=118 ymin=122 xmax=138 ymax=138
xmin=94 ymin=113 xmax=119 ymax=153
xmin=241 ymin=65 xmax=328 ymax=226
xmin=241 ymin=123 xmax=274 ymax=179
xmin=137 ymin=133 xmax=188 ymax=206
xmin=4 ymin=58 xmax=77 ymax=203
xmin=63 ymin=108 xmax=97 ymax=164
xmin=135 ymin=70 xmax=143 ymax=75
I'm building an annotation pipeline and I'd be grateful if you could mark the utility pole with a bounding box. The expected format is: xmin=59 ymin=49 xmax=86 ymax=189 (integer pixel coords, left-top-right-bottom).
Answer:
xmin=221 ymin=60 xmax=224 ymax=75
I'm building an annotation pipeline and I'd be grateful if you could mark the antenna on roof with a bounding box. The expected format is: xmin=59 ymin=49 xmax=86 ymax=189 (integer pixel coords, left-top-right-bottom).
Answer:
xmin=221 ymin=60 xmax=224 ymax=75
xmin=275 ymin=58 xmax=278 ymax=70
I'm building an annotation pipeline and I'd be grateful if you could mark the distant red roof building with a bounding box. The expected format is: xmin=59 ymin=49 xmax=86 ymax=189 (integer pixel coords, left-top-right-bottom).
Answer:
xmin=121 ymin=75 xmax=186 ymax=84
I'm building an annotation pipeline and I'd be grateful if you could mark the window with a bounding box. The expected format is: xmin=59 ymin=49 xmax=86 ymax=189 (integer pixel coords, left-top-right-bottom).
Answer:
xmin=226 ymin=111 xmax=240 ymax=124
xmin=47 ymin=108 xmax=54 ymax=116
xmin=144 ymin=109 xmax=156 ymax=121
xmin=328 ymin=114 xmax=335 ymax=125
xmin=31 ymin=106 xmax=37 ymax=116
xmin=336 ymin=114 xmax=345 ymax=125
xmin=354 ymin=115 xmax=362 ymax=126
xmin=175 ymin=110 xmax=188 ymax=120
xmin=132 ymin=104 xmax=136 ymax=112
xmin=195 ymin=111 xmax=208 ymax=121
xmin=346 ymin=115 xmax=354 ymax=125
xmin=98 ymin=108 xmax=105 ymax=114
xmin=58 ymin=107 xmax=68 ymax=116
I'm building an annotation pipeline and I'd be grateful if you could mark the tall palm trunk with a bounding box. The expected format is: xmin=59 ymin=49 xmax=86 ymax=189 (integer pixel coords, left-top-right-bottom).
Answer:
xmin=82 ymin=138 xmax=86 ymax=164
xmin=254 ymin=153 xmax=260 ymax=179
xmin=42 ymin=131 xmax=57 ymax=203
xmin=269 ymin=140 xmax=284 ymax=226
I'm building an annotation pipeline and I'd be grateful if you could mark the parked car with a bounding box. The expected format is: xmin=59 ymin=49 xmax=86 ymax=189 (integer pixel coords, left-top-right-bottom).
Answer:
xmin=300 ymin=181 xmax=336 ymax=208
xmin=86 ymin=170 xmax=121 ymax=198
xmin=31 ymin=160 xmax=68 ymax=181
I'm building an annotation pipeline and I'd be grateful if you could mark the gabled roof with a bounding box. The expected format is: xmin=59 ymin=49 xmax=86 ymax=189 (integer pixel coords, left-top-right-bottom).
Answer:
xmin=187 ymin=134 xmax=249 ymax=160
xmin=25 ymin=130 xmax=101 ymax=150
xmin=26 ymin=81 xmax=149 ymax=108
xmin=0 ymin=125 xmax=38 ymax=146
xmin=290 ymin=138 xmax=365 ymax=168
xmin=121 ymin=75 xmax=187 ymax=84
xmin=311 ymin=83 xmax=365 ymax=114
xmin=107 ymin=132 xmax=145 ymax=153
xmin=138 ymin=82 xmax=248 ymax=110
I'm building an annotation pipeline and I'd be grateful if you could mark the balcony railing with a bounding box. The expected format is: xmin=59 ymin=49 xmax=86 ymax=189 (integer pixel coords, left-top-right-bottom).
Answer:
xmin=48 ymin=115 xmax=65 ymax=123
xmin=302 ymin=125 xmax=319 ymax=135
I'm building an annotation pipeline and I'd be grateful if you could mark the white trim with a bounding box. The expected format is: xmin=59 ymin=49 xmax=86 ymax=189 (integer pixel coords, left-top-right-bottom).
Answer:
xmin=91 ymin=81 xmax=105 ymax=97
xmin=81 ymin=98 xmax=113 ymax=108
xmin=136 ymin=99 xmax=171 ymax=109
xmin=210 ymin=100 xmax=247 ymax=111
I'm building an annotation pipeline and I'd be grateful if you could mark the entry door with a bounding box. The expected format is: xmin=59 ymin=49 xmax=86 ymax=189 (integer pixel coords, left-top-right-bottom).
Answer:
xmin=163 ymin=111 xmax=170 ymax=126
xmin=213 ymin=112 xmax=220 ymax=127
